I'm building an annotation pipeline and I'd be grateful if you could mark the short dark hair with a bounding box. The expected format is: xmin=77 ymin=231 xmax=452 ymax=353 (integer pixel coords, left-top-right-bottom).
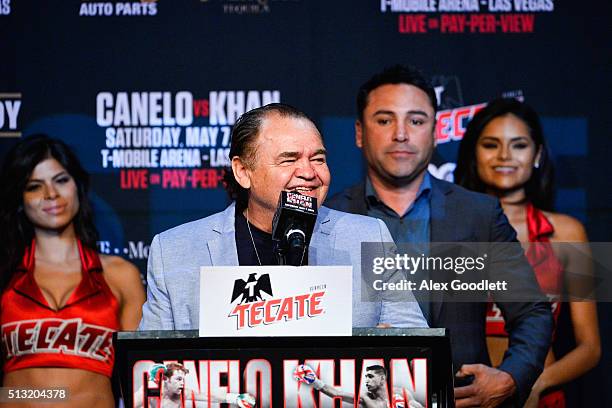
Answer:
xmin=0 ymin=134 xmax=99 ymax=290
xmin=223 ymin=103 xmax=321 ymax=210
xmin=356 ymin=65 xmax=438 ymax=121
xmin=454 ymin=98 xmax=555 ymax=210
xmin=366 ymin=365 xmax=387 ymax=377
xmin=164 ymin=362 xmax=189 ymax=379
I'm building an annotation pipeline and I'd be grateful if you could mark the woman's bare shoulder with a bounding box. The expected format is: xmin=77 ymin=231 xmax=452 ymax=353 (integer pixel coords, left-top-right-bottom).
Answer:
xmin=99 ymin=255 xmax=143 ymax=293
xmin=543 ymin=210 xmax=588 ymax=242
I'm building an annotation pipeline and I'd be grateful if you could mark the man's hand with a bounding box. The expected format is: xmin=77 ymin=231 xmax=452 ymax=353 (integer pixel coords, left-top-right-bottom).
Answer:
xmin=454 ymin=364 xmax=516 ymax=408
xmin=226 ymin=392 xmax=256 ymax=408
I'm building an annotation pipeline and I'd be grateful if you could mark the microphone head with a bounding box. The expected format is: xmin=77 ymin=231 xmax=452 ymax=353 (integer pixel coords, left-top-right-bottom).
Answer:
xmin=272 ymin=191 xmax=318 ymax=246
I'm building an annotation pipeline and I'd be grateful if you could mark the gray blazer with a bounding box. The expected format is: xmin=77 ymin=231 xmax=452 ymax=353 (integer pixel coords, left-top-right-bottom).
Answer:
xmin=139 ymin=203 xmax=427 ymax=331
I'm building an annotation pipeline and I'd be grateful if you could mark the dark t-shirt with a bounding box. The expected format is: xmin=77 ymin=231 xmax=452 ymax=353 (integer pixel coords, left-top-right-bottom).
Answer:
xmin=235 ymin=211 xmax=308 ymax=266
xmin=235 ymin=211 xmax=277 ymax=266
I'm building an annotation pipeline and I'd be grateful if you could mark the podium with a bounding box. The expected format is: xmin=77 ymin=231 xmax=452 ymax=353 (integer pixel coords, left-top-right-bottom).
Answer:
xmin=115 ymin=328 xmax=455 ymax=407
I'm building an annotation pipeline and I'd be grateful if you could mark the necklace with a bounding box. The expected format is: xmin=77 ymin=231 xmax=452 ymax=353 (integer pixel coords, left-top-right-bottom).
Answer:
xmin=245 ymin=208 xmax=262 ymax=266
xmin=245 ymin=208 xmax=307 ymax=266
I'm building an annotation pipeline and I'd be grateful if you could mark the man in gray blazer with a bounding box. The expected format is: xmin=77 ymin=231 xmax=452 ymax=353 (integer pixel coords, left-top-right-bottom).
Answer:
xmin=139 ymin=103 xmax=427 ymax=332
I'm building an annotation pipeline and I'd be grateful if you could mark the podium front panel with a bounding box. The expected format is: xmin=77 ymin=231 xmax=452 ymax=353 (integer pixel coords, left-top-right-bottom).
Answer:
xmin=116 ymin=328 xmax=454 ymax=408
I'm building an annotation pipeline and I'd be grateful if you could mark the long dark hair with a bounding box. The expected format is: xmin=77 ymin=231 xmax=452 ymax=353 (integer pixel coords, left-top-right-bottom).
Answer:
xmin=454 ymin=98 xmax=555 ymax=210
xmin=0 ymin=134 xmax=99 ymax=290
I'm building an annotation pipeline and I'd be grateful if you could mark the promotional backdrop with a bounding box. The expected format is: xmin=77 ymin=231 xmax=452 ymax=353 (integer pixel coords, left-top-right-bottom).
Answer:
xmin=1 ymin=1 xmax=610 ymax=405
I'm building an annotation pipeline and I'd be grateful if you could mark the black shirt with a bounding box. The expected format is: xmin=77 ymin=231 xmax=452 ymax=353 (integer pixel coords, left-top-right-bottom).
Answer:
xmin=235 ymin=211 xmax=277 ymax=266
xmin=235 ymin=211 xmax=309 ymax=266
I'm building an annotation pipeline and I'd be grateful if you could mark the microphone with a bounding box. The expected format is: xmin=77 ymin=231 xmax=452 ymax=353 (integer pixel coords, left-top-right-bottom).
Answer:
xmin=272 ymin=191 xmax=318 ymax=266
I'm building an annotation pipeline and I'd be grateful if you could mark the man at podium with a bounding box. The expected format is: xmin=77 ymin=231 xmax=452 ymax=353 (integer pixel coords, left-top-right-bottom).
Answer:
xmin=139 ymin=103 xmax=427 ymax=331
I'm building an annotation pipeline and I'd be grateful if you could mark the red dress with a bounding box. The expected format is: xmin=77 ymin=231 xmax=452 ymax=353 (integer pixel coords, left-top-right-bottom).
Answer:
xmin=486 ymin=203 xmax=565 ymax=407
xmin=1 ymin=240 xmax=120 ymax=377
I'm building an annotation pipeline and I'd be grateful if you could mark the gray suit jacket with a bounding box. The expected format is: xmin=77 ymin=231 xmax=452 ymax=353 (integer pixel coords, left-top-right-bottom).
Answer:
xmin=139 ymin=203 xmax=427 ymax=331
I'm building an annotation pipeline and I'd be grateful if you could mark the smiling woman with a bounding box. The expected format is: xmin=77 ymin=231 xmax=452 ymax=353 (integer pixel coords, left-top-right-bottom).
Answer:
xmin=0 ymin=135 xmax=145 ymax=408
xmin=455 ymin=98 xmax=601 ymax=408
xmin=22 ymin=159 xmax=80 ymax=233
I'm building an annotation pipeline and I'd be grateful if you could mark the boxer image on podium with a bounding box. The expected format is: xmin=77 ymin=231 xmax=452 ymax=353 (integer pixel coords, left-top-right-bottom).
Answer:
xmin=133 ymin=363 xmax=255 ymax=408
xmin=138 ymin=103 xmax=427 ymax=331
xmin=294 ymin=364 xmax=424 ymax=408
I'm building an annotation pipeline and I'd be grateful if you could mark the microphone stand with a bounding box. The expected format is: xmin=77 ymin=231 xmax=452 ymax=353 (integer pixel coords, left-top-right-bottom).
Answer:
xmin=274 ymin=228 xmax=306 ymax=266
xmin=274 ymin=241 xmax=287 ymax=265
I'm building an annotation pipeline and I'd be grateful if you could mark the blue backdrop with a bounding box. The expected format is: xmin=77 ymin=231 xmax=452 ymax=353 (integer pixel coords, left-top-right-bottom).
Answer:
xmin=1 ymin=1 xmax=610 ymax=405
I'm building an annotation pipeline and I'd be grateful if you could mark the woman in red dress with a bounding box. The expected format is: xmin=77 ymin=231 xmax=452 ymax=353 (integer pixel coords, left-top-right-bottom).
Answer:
xmin=0 ymin=135 xmax=145 ymax=407
xmin=455 ymin=98 xmax=600 ymax=407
